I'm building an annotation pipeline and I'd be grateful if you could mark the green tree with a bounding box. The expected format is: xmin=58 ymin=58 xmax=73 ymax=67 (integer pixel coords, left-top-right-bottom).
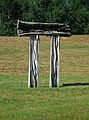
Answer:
xmin=0 ymin=0 xmax=22 ymax=35
xmin=0 ymin=0 xmax=89 ymax=35
xmin=67 ymin=0 xmax=89 ymax=34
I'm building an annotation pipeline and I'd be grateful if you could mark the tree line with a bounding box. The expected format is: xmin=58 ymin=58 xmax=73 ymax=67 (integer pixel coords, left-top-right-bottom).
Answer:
xmin=0 ymin=0 xmax=89 ymax=36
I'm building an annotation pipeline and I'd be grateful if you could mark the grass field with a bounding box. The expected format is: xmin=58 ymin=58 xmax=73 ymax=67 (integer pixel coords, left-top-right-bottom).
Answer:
xmin=0 ymin=35 xmax=89 ymax=120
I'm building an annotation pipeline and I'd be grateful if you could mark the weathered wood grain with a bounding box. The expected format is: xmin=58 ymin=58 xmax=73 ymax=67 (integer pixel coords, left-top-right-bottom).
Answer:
xmin=17 ymin=20 xmax=71 ymax=88
xmin=28 ymin=35 xmax=39 ymax=88
xmin=49 ymin=36 xmax=60 ymax=87
xmin=17 ymin=20 xmax=71 ymax=36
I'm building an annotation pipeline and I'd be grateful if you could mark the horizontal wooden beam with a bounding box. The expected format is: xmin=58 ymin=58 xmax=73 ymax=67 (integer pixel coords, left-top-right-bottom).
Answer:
xmin=17 ymin=30 xmax=71 ymax=37
xmin=17 ymin=20 xmax=71 ymax=37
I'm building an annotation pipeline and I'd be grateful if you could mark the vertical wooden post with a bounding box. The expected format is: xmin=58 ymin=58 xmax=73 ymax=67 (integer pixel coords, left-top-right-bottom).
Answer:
xmin=28 ymin=35 xmax=39 ymax=88
xmin=49 ymin=36 xmax=60 ymax=87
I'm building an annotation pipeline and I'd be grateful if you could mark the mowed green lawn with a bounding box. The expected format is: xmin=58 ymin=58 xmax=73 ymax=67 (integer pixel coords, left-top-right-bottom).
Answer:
xmin=0 ymin=35 xmax=89 ymax=120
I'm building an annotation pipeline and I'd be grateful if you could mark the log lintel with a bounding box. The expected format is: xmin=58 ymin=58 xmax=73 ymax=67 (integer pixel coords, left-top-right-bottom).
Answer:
xmin=17 ymin=20 xmax=71 ymax=37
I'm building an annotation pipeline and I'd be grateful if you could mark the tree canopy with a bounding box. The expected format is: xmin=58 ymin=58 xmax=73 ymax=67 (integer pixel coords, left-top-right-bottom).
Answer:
xmin=0 ymin=0 xmax=89 ymax=35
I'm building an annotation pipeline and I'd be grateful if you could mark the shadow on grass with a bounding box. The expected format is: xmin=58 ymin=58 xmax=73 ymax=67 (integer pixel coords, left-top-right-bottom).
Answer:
xmin=60 ymin=83 xmax=89 ymax=87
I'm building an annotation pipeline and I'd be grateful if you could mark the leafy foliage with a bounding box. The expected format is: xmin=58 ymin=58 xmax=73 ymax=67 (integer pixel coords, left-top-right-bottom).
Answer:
xmin=0 ymin=0 xmax=89 ymax=35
